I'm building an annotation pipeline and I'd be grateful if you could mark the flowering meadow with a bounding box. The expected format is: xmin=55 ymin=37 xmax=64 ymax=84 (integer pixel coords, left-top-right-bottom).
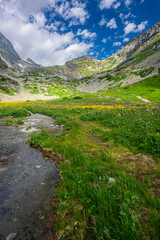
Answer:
xmin=0 ymin=99 xmax=160 ymax=240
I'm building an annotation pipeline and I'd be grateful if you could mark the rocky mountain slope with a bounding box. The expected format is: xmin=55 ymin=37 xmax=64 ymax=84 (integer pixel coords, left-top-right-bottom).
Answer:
xmin=35 ymin=20 xmax=160 ymax=83
xmin=0 ymin=32 xmax=40 ymax=72
xmin=0 ymin=20 xmax=160 ymax=99
xmin=109 ymin=20 xmax=160 ymax=63
xmin=75 ymin=20 xmax=160 ymax=92
xmin=37 ymin=55 xmax=115 ymax=80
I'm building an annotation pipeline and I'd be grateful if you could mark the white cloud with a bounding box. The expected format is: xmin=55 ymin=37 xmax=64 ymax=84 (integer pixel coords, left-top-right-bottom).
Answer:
xmin=60 ymin=25 xmax=66 ymax=32
xmin=124 ymin=21 xmax=148 ymax=34
xmin=107 ymin=18 xmax=117 ymax=29
xmin=113 ymin=1 xmax=121 ymax=9
xmin=55 ymin=0 xmax=89 ymax=25
xmin=99 ymin=16 xmax=107 ymax=26
xmin=77 ymin=29 xmax=97 ymax=39
xmin=123 ymin=37 xmax=129 ymax=42
xmin=46 ymin=21 xmax=61 ymax=32
xmin=124 ymin=22 xmax=136 ymax=34
xmin=102 ymin=38 xmax=107 ymax=43
xmin=89 ymin=51 xmax=95 ymax=56
xmin=68 ymin=7 xmax=89 ymax=25
xmin=113 ymin=41 xmax=121 ymax=46
xmin=0 ymin=0 xmax=93 ymax=66
xmin=124 ymin=0 xmax=132 ymax=7
xmin=99 ymin=0 xmax=117 ymax=10
xmin=119 ymin=12 xmax=131 ymax=23
xmin=140 ymin=0 xmax=144 ymax=3
xmin=137 ymin=21 xmax=148 ymax=31
xmin=1 ymin=0 xmax=57 ymax=17
xmin=50 ymin=42 xmax=93 ymax=65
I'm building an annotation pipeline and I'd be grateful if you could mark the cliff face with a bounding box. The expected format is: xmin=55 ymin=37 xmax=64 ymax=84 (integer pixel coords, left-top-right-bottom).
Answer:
xmin=0 ymin=32 xmax=40 ymax=72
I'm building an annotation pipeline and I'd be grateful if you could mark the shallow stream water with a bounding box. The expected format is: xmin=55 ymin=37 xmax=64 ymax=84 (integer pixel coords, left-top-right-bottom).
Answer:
xmin=0 ymin=114 xmax=63 ymax=240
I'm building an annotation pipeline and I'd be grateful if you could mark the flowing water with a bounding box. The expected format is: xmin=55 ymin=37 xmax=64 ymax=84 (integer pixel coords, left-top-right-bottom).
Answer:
xmin=0 ymin=114 xmax=63 ymax=240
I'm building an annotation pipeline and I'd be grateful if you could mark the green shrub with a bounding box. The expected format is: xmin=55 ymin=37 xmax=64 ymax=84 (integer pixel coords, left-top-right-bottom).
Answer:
xmin=1 ymin=119 xmax=24 ymax=125
xmin=0 ymin=107 xmax=29 ymax=117
xmin=139 ymin=67 xmax=154 ymax=78
xmin=16 ymin=119 xmax=24 ymax=125
xmin=73 ymin=96 xmax=83 ymax=99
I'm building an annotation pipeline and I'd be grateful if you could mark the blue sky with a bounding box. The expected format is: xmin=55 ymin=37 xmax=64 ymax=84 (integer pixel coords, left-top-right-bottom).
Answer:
xmin=0 ymin=0 xmax=159 ymax=66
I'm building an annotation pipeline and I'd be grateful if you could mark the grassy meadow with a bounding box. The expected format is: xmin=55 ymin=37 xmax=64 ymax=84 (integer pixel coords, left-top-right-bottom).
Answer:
xmin=0 ymin=87 xmax=160 ymax=240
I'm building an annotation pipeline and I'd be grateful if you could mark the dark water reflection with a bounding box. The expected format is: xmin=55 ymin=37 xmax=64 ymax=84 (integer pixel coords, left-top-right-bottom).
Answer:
xmin=0 ymin=114 xmax=62 ymax=240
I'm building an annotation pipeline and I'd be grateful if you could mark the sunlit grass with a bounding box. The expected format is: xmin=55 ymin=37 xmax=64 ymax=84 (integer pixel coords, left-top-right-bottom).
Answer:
xmin=0 ymin=99 xmax=160 ymax=240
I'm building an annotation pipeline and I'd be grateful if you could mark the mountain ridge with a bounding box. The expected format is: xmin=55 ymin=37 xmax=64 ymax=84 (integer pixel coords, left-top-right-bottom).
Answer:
xmin=34 ymin=19 xmax=160 ymax=81
xmin=0 ymin=19 xmax=160 ymax=98
xmin=0 ymin=32 xmax=40 ymax=72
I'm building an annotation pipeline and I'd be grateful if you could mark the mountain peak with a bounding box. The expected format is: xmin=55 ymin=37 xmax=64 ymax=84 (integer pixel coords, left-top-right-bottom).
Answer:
xmin=0 ymin=32 xmax=40 ymax=71
xmin=65 ymin=55 xmax=97 ymax=65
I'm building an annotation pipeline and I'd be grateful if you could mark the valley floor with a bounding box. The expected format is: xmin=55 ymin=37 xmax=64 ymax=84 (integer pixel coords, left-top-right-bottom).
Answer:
xmin=0 ymin=99 xmax=159 ymax=240
xmin=0 ymin=90 xmax=59 ymax=102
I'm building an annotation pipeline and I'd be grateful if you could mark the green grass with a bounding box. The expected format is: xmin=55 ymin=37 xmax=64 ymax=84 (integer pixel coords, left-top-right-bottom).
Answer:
xmin=131 ymin=67 xmax=155 ymax=78
xmin=0 ymin=119 xmax=24 ymax=125
xmin=0 ymin=85 xmax=160 ymax=240
xmin=0 ymin=107 xmax=29 ymax=117
xmin=30 ymin=88 xmax=39 ymax=94
xmin=133 ymin=49 xmax=156 ymax=64
xmin=80 ymin=106 xmax=160 ymax=156
xmin=117 ymin=74 xmax=160 ymax=101
xmin=0 ymin=86 xmax=15 ymax=95
xmin=23 ymin=103 xmax=160 ymax=240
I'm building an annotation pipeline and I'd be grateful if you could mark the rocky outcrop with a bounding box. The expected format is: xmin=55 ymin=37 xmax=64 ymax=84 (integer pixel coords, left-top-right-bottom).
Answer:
xmin=110 ymin=20 xmax=160 ymax=63
xmin=0 ymin=32 xmax=40 ymax=72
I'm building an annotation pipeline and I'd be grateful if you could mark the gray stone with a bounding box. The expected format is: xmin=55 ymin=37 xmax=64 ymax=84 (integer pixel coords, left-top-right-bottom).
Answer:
xmin=108 ymin=178 xmax=116 ymax=184
xmin=6 ymin=233 xmax=17 ymax=240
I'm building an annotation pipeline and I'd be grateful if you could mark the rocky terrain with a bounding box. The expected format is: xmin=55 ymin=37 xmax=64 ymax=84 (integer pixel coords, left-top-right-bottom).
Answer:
xmin=0 ymin=32 xmax=40 ymax=72
xmin=0 ymin=20 xmax=160 ymax=99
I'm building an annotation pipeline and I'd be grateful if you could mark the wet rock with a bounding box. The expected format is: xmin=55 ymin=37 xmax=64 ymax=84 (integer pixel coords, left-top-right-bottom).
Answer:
xmin=41 ymin=182 xmax=46 ymax=185
xmin=0 ymin=168 xmax=8 ymax=173
xmin=42 ymin=148 xmax=60 ymax=162
xmin=35 ymin=165 xmax=41 ymax=169
xmin=6 ymin=233 xmax=17 ymax=240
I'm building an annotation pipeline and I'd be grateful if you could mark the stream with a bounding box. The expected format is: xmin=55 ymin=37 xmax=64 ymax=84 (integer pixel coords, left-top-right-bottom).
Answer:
xmin=0 ymin=114 xmax=63 ymax=240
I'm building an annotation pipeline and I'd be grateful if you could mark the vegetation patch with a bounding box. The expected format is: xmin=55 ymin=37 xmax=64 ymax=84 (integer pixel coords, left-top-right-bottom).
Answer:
xmin=0 ymin=86 xmax=15 ymax=95
xmin=134 ymin=49 xmax=156 ymax=63
xmin=0 ymin=90 xmax=159 ymax=240
xmin=1 ymin=119 xmax=24 ymax=125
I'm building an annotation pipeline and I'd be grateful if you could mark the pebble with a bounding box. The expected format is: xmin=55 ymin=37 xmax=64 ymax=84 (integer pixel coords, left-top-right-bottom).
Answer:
xmin=0 ymin=168 xmax=8 ymax=173
xmin=6 ymin=233 xmax=17 ymax=240
xmin=35 ymin=165 xmax=41 ymax=169
xmin=41 ymin=182 xmax=46 ymax=185
xmin=108 ymin=177 xmax=116 ymax=184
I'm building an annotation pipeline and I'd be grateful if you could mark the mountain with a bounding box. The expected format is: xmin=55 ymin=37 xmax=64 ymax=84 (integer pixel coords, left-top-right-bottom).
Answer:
xmin=75 ymin=20 xmax=160 ymax=92
xmin=36 ymin=20 xmax=160 ymax=85
xmin=37 ymin=55 xmax=113 ymax=80
xmin=0 ymin=20 xmax=160 ymax=98
xmin=0 ymin=32 xmax=40 ymax=72
xmin=109 ymin=20 xmax=160 ymax=63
